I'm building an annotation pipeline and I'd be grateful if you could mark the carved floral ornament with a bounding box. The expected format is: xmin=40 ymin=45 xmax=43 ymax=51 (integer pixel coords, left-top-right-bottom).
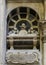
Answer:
xmin=6 ymin=50 xmax=41 ymax=64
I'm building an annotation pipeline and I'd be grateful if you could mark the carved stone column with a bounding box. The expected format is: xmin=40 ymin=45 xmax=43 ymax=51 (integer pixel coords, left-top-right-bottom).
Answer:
xmin=42 ymin=21 xmax=46 ymax=65
xmin=33 ymin=37 xmax=37 ymax=49
xmin=40 ymin=21 xmax=46 ymax=65
xmin=10 ymin=38 xmax=14 ymax=50
xmin=45 ymin=0 xmax=46 ymax=20
xmin=0 ymin=0 xmax=6 ymax=65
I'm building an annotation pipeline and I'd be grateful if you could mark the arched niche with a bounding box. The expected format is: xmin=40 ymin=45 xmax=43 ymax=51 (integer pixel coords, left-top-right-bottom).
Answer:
xmin=7 ymin=7 xmax=40 ymax=50
xmin=7 ymin=7 xmax=39 ymax=33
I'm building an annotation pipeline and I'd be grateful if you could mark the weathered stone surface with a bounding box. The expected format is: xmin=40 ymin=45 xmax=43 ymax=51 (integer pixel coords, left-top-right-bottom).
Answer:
xmin=7 ymin=3 xmax=44 ymax=20
xmin=0 ymin=0 xmax=46 ymax=65
xmin=0 ymin=0 xmax=6 ymax=65
xmin=45 ymin=1 xmax=46 ymax=20
xmin=7 ymin=0 xmax=43 ymax=3
xmin=44 ymin=43 xmax=46 ymax=65
xmin=6 ymin=50 xmax=41 ymax=64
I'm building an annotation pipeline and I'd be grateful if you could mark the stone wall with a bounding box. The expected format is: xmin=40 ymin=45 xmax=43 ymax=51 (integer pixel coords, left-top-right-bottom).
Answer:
xmin=0 ymin=0 xmax=6 ymax=65
xmin=43 ymin=0 xmax=46 ymax=65
xmin=7 ymin=0 xmax=43 ymax=3
xmin=7 ymin=2 xmax=44 ymax=20
xmin=0 ymin=0 xmax=46 ymax=65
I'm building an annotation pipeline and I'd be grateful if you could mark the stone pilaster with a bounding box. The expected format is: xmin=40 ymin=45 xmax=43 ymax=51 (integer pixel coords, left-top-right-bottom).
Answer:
xmin=42 ymin=20 xmax=46 ymax=65
xmin=44 ymin=0 xmax=46 ymax=20
xmin=44 ymin=43 xmax=46 ymax=65
xmin=0 ymin=0 xmax=6 ymax=65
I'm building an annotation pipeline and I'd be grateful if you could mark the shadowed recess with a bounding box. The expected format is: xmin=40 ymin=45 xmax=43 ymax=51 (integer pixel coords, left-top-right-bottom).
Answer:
xmin=7 ymin=0 xmax=44 ymax=3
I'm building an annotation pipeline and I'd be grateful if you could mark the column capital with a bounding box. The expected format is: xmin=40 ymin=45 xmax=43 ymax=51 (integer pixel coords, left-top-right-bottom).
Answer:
xmin=39 ymin=20 xmax=46 ymax=23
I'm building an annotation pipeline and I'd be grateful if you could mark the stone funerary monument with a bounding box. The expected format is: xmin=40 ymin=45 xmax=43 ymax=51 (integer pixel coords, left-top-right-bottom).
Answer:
xmin=0 ymin=0 xmax=46 ymax=65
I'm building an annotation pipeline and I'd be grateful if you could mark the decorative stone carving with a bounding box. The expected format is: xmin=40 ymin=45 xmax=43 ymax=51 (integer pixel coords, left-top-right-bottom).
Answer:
xmin=8 ymin=27 xmax=19 ymax=35
xmin=7 ymin=33 xmax=37 ymax=38
xmin=19 ymin=23 xmax=27 ymax=35
xmin=28 ymin=27 xmax=34 ymax=34
xmin=6 ymin=50 xmax=41 ymax=64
